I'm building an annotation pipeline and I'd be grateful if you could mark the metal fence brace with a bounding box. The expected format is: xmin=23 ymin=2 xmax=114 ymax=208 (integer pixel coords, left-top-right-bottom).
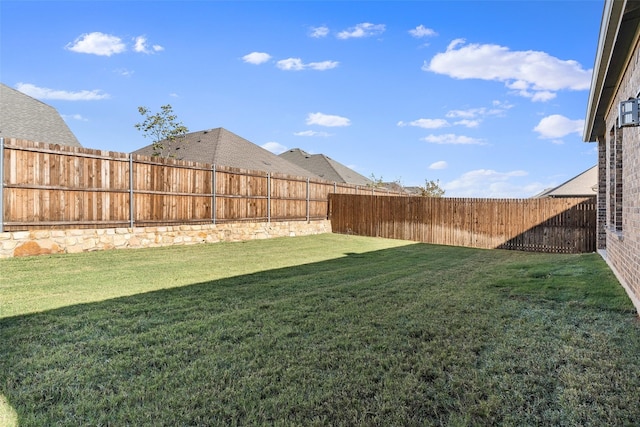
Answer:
xmin=129 ymin=154 xmax=134 ymax=228
xmin=212 ymin=164 xmax=217 ymax=225
xmin=0 ymin=138 xmax=4 ymax=233
xmin=267 ymin=172 xmax=271 ymax=224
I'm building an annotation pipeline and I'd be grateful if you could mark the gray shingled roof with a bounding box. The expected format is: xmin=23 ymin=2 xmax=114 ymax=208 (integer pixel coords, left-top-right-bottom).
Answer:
xmin=0 ymin=83 xmax=82 ymax=147
xmin=533 ymin=166 xmax=597 ymax=198
xmin=279 ymin=148 xmax=372 ymax=186
xmin=132 ymin=128 xmax=319 ymax=178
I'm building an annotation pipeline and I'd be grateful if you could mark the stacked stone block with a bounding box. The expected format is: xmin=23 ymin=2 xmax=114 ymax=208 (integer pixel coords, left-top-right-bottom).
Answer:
xmin=0 ymin=220 xmax=332 ymax=258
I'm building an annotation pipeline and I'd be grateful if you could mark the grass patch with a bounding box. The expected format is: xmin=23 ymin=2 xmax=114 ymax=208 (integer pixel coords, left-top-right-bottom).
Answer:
xmin=0 ymin=234 xmax=410 ymax=318
xmin=1 ymin=234 xmax=639 ymax=425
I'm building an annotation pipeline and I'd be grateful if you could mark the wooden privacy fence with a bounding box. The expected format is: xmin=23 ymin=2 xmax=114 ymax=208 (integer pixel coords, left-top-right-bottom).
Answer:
xmin=329 ymin=194 xmax=597 ymax=253
xmin=0 ymin=139 xmax=400 ymax=232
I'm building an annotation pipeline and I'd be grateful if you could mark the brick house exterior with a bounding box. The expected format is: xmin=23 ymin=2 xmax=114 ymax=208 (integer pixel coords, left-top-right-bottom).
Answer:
xmin=584 ymin=0 xmax=640 ymax=312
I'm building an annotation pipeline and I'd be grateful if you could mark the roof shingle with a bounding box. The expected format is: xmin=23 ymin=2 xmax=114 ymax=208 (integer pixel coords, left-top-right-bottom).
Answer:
xmin=279 ymin=148 xmax=372 ymax=186
xmin=0 ymin=83 xmax=82 ymax=147
xmin=533 ymin=166 xmax=597 ymax=198
xmin=132 ymin=128 xmax=320 ymax=178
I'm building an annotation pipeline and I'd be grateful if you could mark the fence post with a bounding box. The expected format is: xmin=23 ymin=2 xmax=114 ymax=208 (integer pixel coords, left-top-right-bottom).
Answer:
xmin=0 ymin=137 xmax=4 ymax=233
xmin=129 ymin=154 xmax=134 ymax=228
xmin=267 ymin=172 xmax=271 ymax=223
xmin=212 ymin=164 xmax=217 ymax=224
xmin=306 ymin=177 xmax=310 ymax=222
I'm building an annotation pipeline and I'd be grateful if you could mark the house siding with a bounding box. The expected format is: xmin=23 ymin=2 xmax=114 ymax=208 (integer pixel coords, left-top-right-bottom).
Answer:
xmin=602 ymin=34 xmax=640 ymax=305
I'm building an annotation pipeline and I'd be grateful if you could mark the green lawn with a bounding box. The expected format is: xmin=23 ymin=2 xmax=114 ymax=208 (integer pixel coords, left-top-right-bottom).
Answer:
xmin=1 ymin=234 xmax=639 ymax=426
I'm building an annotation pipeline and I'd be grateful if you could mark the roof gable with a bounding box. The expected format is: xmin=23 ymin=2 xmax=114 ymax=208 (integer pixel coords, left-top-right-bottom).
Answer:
xmin=0 ymin=83 xmax=82 ymax=147
xmin=132 ymin=128 xmax=319 ymax=178
xmin=534 ymin=166 xmax=597 ymax=198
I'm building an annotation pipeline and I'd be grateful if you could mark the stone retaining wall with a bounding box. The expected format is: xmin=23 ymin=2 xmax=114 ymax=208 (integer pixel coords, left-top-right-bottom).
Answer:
xmin=0 ymin=220 xmax=332 ymax=258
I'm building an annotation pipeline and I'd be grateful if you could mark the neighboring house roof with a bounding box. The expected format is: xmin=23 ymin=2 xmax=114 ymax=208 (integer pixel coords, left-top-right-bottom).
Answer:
xmin=0 ymin=83 xmax=82 ymax=147
xmin=584 ymin=0 xmax=640 ymax=142
xmin=380 ymin=182 xmax=420 ymax=195
xmin=279 ymin=148 xmax=372 ymax=186
xmin=533 ymin=166 xmax=598 ymax=198
xmin=132 ymin=127 xmax=319 ymax=178
xmin=401 ymin=186 xmax=423 ymax=196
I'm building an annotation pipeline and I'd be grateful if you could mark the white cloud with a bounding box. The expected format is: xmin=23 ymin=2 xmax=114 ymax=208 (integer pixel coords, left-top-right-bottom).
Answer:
xmin=444 ymin=169 xmax=535 ymax=197
xmin=446 ymin=103 xmax=512 ymax=119
xmin=453 ymin=119 xmax=482 ymax=128
xmin=276 ymin=58 xmax=338 ymax=71
xmin=242 ymin=52 xmax=272 ymax=65
xmin=529 ymin=91 xmax=556 ymax=102
xmin=400 ymin=102 xmax=511 ymax=134
xmin=505 ymin=81 xmax=556 ymax=101
xmin=429 ymin=161 xmax=448 ymax=170
xmin=133 ymin=36 xmax=147 ymax=53
xmin=409 ymin=25 xmax=437 ymax=38
xmin=306 ymin=112 xmax=351 ymax=127
xmin=294 ymin=130 xmax=332 ymax=137
xmin=15 ymin=83 xmax=110 ymax=101
xmin=442 ymin=102 xmax=513 ymax=127
xmin=114 ymin=68 xmax=134 ymax=77
xmin=307 ymin=60 xmax=339 ymax=71
xmin=446 ymin=109 xmax=480 ymax=119
xmin=310 ymin=26 xmax=329 ymax=38
xmin=422 ymin=134 xmax=485 ymax=145
xmin=277 ymin=58 xmax=305 ymax=71
xmin=66 ymin=32 xmax=163 ymax=56
xmin=133 ymin=36 xmax=164 ymax=54
xmin=337 ymin=23 xmax=385 ymax=39
xmin=425 ymin=39 xmax=592 ymax=101
xmin=492 ymin=100 xmax=514 ymax=109
xmin=62 ymin=114 xmax=88 ymax=122
xmin=453 ymin=119 xmax=481 ymax=128
xmin=398 ymin=118 xmax=449 ymax=129
xmin=533 ymin=114 xmax=584 ymax=139
xmin=261 ymin=142 xmax=287 ymax=154
xmin=65 ymin=32 xmax=126 ymax=56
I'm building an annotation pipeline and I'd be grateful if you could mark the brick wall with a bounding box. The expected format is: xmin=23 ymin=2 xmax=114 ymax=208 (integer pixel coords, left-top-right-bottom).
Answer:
xmin=0 ymin=220 xmax=332 ymax=258
xmin=597 ymin=136 xmax=607 ymax=249
xmin=602 ymin=35 xmax=640 ymax=309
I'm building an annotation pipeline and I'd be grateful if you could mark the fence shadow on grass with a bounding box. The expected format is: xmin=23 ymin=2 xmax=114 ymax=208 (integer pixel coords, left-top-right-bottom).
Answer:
xmin=0 ymin=244 xmax=473 ymax=425
xmin=0 ymin=243 xmax=635 ymax=426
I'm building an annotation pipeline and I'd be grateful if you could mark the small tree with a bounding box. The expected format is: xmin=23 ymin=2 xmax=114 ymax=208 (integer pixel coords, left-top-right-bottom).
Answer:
xmin=419 ymin=179 xmax=445 ymax=197
xmin=368 ymin=174 xmax=405 ymax=193
xmin=134 ymin=104 xmax=189 ymax=157
xmin=368 ymin=173 xmax=386 ymax=188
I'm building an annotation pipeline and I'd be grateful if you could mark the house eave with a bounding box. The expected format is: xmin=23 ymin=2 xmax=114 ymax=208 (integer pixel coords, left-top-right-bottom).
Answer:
xmin=583 ymin=0 xmax=640 ymax=142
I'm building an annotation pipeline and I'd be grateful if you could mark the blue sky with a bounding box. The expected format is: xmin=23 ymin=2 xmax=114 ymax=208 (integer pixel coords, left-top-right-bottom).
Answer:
xmin=1 ymin=1 xmax=603 ymax=197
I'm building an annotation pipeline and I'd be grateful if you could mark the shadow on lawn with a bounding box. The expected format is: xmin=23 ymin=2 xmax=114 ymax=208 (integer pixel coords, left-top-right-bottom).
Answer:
xmin=0 ymin=244 xmax=461 ymax=424
xmin=1 ymin=244 xmax=637 ymax=426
